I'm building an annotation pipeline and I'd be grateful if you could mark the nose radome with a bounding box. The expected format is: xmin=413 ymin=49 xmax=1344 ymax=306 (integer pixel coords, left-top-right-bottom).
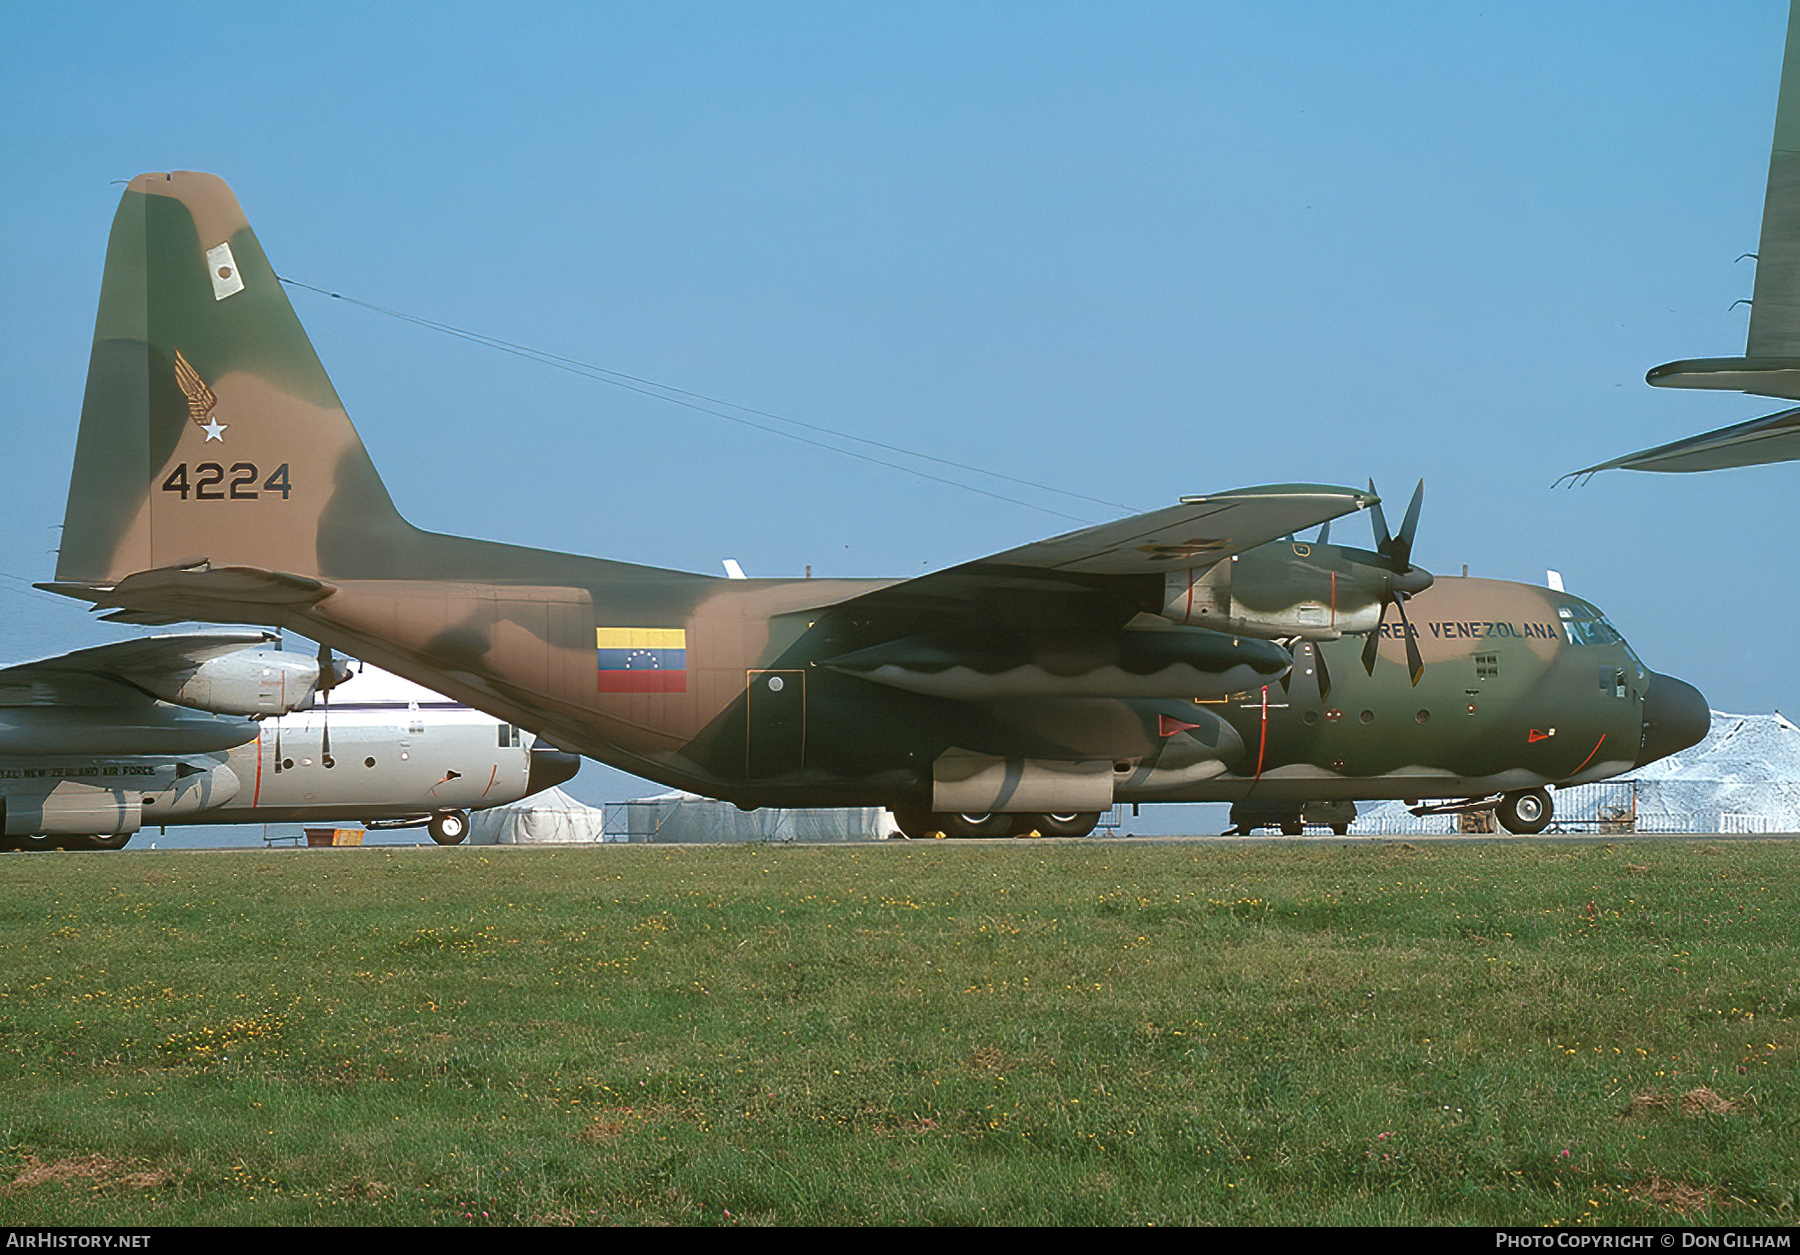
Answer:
xmin=1637 ymin=673 xmax=1710 ymax=768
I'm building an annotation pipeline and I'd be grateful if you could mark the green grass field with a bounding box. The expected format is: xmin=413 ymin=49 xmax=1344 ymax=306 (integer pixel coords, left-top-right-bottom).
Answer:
xmin=0 ymin=839 xmax=1794 ymax=1226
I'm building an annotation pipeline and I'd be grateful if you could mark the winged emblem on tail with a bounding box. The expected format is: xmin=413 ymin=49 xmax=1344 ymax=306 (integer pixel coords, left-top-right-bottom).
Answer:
xmin=172 ymin=349 xmax=225 ymax=441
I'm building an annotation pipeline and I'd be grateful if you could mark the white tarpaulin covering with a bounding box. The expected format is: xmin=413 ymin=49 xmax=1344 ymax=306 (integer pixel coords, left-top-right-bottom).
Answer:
xmin=1612 ymin=710 xmax=1800 ymax=832
xmin=610 ymin=792 xmax=893 ymax=843
xmin=468 ymin=786 xmax=614 ymax=844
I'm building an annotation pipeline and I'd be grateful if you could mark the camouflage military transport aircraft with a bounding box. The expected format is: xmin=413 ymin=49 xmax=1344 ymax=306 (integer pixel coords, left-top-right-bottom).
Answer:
xmin=42 ymin=172 xmax=1707 ymax=837
xmin=0 ymin=632 xmax=579 ymax=850
xmin=1570 ymin=2 xmax=1800 ymax=477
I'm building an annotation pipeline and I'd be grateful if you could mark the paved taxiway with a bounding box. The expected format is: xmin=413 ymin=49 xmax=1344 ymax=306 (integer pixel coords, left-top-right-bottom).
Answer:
xmin=26 ymin=829 xmax=1800 ymax=853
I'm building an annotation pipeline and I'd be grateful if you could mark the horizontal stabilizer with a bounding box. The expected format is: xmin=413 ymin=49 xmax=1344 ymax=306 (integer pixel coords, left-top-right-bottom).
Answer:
xmin=37 ymin=564 xmax=335 ymax=626
xmin=1645 ymin=356 xmax=1800 ymax=401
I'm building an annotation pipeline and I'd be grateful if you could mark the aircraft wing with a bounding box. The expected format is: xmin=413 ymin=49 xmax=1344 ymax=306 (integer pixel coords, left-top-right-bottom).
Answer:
xmin=969 ymin=484 xmax=1377 ymax=574
xmin=834 ymin=483 xmax=1376 ymax=613
xmin=1565 ymin=406 xmax=1800 ymax=478
xmin=0 ymin=631 xmax=279 ymax=706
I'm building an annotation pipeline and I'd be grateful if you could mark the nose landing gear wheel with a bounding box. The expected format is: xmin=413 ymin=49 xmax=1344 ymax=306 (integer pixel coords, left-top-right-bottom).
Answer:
xmin=428 ymin=810 xmax=470 ymax=845
xmin=1496 ymin=788 xmax=1552 ymax=835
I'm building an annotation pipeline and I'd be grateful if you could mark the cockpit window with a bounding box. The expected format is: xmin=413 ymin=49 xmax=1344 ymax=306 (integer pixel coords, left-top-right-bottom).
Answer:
xmin=1557 ymin=604 xmax=1623 ymax=647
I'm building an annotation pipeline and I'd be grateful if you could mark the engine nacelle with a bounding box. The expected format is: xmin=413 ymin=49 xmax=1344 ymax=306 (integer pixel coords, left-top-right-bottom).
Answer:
xmin=125 ymin=649 xmax=328 ymax=717
xmin=1163 ymin=541 xmax=1414 ymax=640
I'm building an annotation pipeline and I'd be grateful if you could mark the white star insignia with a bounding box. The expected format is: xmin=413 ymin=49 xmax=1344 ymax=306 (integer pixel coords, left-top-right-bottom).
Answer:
xmin=201 ymin=417 xmax=227 ymax=442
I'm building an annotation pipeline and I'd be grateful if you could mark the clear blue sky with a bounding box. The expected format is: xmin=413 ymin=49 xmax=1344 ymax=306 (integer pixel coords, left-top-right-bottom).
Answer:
xmin=1 ymin=2 xmax=1793 ymax=829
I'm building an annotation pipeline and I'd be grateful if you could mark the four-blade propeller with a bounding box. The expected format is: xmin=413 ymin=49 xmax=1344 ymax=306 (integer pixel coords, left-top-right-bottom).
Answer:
xmin=1359 ymin=479 xmax=1432 ymax=686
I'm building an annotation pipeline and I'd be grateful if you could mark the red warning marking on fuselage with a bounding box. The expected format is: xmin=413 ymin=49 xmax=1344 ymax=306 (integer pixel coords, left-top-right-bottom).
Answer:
xmin=1159 ymin=714 xmax=1199 ymax=738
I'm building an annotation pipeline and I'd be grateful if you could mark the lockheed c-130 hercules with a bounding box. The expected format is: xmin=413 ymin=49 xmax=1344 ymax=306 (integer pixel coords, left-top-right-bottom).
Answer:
xmin=41 ymin=171 xmax=1709 ymax=836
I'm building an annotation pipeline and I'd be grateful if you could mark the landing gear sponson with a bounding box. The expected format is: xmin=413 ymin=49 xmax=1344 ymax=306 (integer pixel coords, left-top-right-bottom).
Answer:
xmin=890 ymin=809 xmax=1101 ymax=839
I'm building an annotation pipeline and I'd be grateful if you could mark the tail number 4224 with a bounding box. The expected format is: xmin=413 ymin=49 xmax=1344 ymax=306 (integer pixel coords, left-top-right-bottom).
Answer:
xmin=161 ymin=463 xmax=292 ymax=501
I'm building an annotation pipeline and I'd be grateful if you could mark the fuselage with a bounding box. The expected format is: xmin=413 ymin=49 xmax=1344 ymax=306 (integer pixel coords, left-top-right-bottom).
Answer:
xmin=290 ymin=563 xmax=1705 ymax=815
xmin=196 ymin=694 xmax=567 ymax=825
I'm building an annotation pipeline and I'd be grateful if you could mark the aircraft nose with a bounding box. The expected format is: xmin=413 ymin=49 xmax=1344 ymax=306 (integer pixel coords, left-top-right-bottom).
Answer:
xmin=1636 ymin=673 xmax=1710 ymax=768
xmin=527 ymin=744 xmax=582 ymax=794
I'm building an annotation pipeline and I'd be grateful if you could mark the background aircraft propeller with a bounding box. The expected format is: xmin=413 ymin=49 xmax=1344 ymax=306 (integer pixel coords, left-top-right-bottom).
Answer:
xmin=314 ymin=641 xmax=354 ymax=767
xmin=1359 ymin=479 xmax=1432 ymax=686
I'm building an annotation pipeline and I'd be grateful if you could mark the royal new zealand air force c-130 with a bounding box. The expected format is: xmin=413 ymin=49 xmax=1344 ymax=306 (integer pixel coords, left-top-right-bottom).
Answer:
xmin=0 ymin=631 xmax=578 ymax=850
xmin=38 ymin=172 xmax=1709 ymax=837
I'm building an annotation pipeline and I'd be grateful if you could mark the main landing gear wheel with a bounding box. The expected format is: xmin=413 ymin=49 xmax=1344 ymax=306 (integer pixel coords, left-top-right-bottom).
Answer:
xmin=1496 ymin=788 xmax=1552 ymax=835
xmin=939 ymin=812 xmax=1017 ymax=839
xmin=428 ymin=810 xmax=470 ymax=845
xmin=1035 ymin=812 xmax=1101 ymax=838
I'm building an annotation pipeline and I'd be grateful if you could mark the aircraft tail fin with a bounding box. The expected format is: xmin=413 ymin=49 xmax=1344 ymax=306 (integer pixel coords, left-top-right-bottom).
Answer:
xmin=1747 ymin=3 xmax=1800 ymax=359
xmin=1647 ymin=5 xmax=1800 ymax=401
xmin=55 ymin=171 xmax=413 ymax=591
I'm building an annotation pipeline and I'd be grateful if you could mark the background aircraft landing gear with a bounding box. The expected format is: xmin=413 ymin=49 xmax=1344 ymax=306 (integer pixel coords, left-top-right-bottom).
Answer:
xmin=1495 ymin=788 xmax=1552 ymax=835
xmin=428 ymin=810 xmax=470 ymax=845
xmin=1228 ymin=798 xmax=1356 ymax=836
xmin=889 ymin=807 xmax=937 ymax=840
xmin=68 ymin=833 xmax=132 ymax=851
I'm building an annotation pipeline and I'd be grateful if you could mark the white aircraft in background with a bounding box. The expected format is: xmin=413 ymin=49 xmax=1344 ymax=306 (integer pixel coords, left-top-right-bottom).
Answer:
xmin=0 ymin=632 xmax=579 ymax=850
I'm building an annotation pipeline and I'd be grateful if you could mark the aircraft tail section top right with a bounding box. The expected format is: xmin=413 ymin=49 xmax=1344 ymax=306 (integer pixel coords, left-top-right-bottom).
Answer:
xmin=1645 ymin=2 xmax=1800 ymax=403
xmin=1747 ymin=2 xmax=1800 ymax=361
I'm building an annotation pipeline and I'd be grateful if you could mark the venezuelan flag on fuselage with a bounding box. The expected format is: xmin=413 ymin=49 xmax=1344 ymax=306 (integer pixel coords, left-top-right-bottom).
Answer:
xmin=596 ymin=627 xmax=687 ymax=693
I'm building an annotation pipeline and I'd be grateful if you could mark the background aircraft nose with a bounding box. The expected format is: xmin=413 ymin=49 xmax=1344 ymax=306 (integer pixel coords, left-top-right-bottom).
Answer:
xmin=527 ymin=744 xmax=582 ymax=794
xmin=1636 ymin=673 xmax=1710 ymax=768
